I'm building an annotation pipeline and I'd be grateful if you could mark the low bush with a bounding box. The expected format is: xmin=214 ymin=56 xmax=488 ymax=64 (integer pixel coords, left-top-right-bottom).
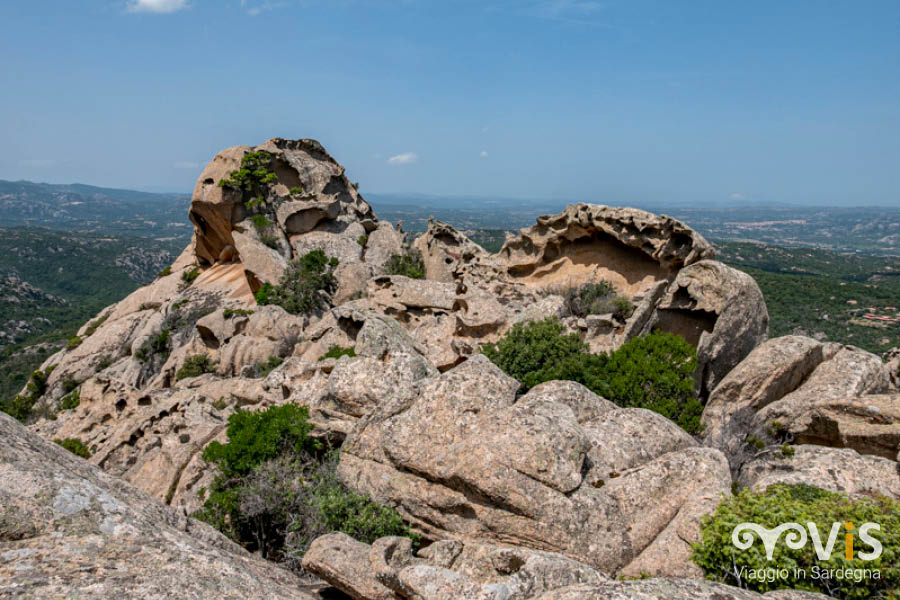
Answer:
xmin=318 ymin=345 xmax=356 ymax=361
xmin=134 ymin=329 xmax=171 ymax=363
xmin=693 ymin=484 xmax=899 ymax=599
xmin=194 ymin=404 xmax=414 ymax=567
xmin=157 ymin=266 xmax=172 ymax=278
xmin=223 ymin=308 xmax=254 ymax=318
xmin=66 ymin=336 xmax=82 ymax=350
xmin=251 ymin=214 xmax=272 ymax=229
xmin=54 ymin=437 xmax=91 ymax=459
xmin=289 ymin=185 xmax=304 ymax=196
xmin=559 ymin=281 xmax=634 ymax=321
xmin=255 ymin=356 xmax=284 ymax=378
xmin=84 ymin=315 xmax=108 ymax=337
xmin=181 ymin=266 xmax=200 ymax=288
xmin=256 ymin=250 xmax=339 ymax=315
xmin=260 ymin=234 xmax=280 ymax=250
xmin=0 ymin=394 xmax=36 ymax=422
xmin=176 ymin=355 xmax=217 ymax=381
xmin=482 ymin=318 xmax=702 ymax=433
xmin=58 ymin=388 xmax=80 ymax=411
xmin=385 ymin=249 xmax=425 ymax=279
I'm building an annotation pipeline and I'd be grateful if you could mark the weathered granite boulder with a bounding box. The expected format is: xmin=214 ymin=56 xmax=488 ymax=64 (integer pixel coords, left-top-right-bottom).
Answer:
xmin=0 ymin=412 xmax=311 ymax=599
xmin=338 ymin=356 xmax=732 ymax=578
xmin=703 ymin=336 xmax=893 ymax=473
xmin=738 ymin=444 xmax=900 ymax=499
xmin=534 ymin=579 xmax=833 ymax=600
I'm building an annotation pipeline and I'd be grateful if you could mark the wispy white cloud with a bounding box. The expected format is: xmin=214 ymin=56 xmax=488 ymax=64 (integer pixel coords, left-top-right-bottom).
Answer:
xmin=173 ymin=161 xmax=200 ymax=169
xmin=127 ymin=0 xmax=189 ymax=14
xmin=240 ymin=0 xmax=288 ymax=16
xmin=730 ymin=192 xmax=745 ymax=201
xmin=480 ymin=150 xmax=489 ymax=158
xmin=387 ymin=152 xmax=418 ymax=165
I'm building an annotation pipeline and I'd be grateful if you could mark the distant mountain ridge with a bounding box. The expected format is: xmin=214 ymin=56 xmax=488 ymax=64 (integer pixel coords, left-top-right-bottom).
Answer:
xmin=0 ymin=179 xmax=192 ymax=240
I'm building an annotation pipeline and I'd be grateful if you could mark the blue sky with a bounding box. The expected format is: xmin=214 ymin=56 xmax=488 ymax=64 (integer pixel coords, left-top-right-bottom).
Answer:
xmin=1 ymin=1 xmax=899 ymax=205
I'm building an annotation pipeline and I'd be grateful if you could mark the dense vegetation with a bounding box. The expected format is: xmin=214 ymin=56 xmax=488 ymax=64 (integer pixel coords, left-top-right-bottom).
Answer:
xmin=553 ymin=282 xmax=634 ymax=321
xmin=482 ymin=318 xmax=702 ymax=433
xmin=318 ymin=345 xmax=356 ymax=361
xmin=693 ymin=484 xmax=899 ymax=599
xmin=719 ymin=242 xmax=900 ymax=353
xmin=385 ymin=249 xmax=425 ymax=279
xmin=194 ymin=404 xmax=415 ymax=570
xmin=256 ymin=250 xmax=339 ymax=315
xmin=54 ymin=437 xmax=91 ymax=458
xmin=175 ymin=355 xmax=217 ymax=381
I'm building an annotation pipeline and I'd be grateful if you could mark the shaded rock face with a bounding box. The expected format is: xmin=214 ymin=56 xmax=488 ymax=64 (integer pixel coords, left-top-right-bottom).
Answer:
xmin=337 ymin=356 xmax=732 ymax=578
xmin=302 ymin=533 xmax=610 ymax=600
xmin=702 ymin=336 xmax=894 ymax=475
xmin=0 ymin=412 xmax=311 ymax=599
xmin=301 ymin=534 xmax=834 ymax=600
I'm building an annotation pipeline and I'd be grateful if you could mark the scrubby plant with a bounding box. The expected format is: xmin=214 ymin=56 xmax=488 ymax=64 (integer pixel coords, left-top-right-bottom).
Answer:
xmin=58 ymin=388 xmax=80 ymax=411
xmin=1 ymin=394 xmax=36 ymax=422
xmin=84 ymin=315 xmax=108 ymax=337
xmin=66 ymin=336 xmax=82 ymax=350
xmin=223 ymin=308 xmax=254 ymax=318
xmin=157 ymin=266 xmax=172 ymax=278
xmin=218 ymin=151 xmax=279 ymax=209
xmin=61 ymin=375 xmax=78 ymax=394
xmin=176 ymin=354 xmax=217 ymax=381
xmin=54 ymin=437 xmax=91 ymax=459
xmin=255 ymin=250 xmax=339 ymax=315
xmin=194 ymin=404 xmax=414 ymax=568
xmin=255 ymin=356 xmax=284 ymax=378
xmin=385 ymin=249 xmax=425 ymax=279
xmin=560 ymin=281 xmax=634 ymax=321
xmin=251 ymin=214 xmax=272 ymax=229
xmin=482 ymin=319 xmax=703 ymax=434
xmin=318 ymin=345 xmax=356 ymax=361
xmin=357 ymin=234 xmax=368 ymax=247
xmin=134 ymin=329 xmax=171 ymax=363
xmin=289 ymin=185 xmax=304 ymax=196
xmin=181 ymin=266 xmax=200 ymax=288
xmin=692 ymin=484 xmax=899 ymax=599
xmin=260 ymin=234 xmax=280 ymax=250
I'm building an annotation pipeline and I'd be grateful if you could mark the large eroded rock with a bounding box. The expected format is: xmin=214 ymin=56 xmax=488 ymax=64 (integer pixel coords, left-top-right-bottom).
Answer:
xmin=337 ymin=356 xmax=732 ymax=578
xmin=0 ymin=412 xmax=311 ymax=599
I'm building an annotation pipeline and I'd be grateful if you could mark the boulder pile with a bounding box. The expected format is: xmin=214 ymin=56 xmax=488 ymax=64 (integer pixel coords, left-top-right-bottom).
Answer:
xmin=8 ymin=138 xmax=898 ymax=599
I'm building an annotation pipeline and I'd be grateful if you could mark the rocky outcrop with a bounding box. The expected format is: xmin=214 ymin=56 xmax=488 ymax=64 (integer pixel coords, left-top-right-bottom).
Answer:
xmin=302 ymin=533 xmax=610 ymax=600
xmin=0 ymin=412 xmax=311 ymax=599
xmin=702 ymin=336 xmax=892 ymax=473
xmin=738 ymin=444 xmax=900 ymax=499
xmin=639 ymin=260 xmax=768 ymax=395
xmin=534 ymin=580 xmax=833 ymax=599
xmin=337 ymin=355 xmax=732 ymax=578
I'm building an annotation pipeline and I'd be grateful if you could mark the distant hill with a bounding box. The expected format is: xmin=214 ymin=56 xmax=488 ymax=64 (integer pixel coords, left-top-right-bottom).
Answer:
xmin=0 ymin=227 xmax=182 ymax=400
xmin=0 ymin=179 xmax=192 ymax=240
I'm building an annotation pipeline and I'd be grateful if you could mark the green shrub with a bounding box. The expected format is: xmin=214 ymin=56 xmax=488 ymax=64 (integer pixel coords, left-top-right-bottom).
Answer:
xmin=54 ymin=437 xmax=91 ymax=459
xmin=134 ymin=329 xmax=171 ymax=363
xmin=84 ymin=315 xmax=108 ymax=337
xmin=255 ymin=250 xmax=339 ymax=315
xmin=157 ymin=266 xmax=172 ymax=278
xmin=251 ymin=214 xmax=272 ymax=229
xmin=218 ymin=151 xmax=279 ymax=209
xmin=693 ymin=484 xmax=899 ymax=599
xmin=357 ymin=234 xmax=368 ymax=247
xmin=318 ymin=346 xmax=356 ymax=361
xmin=385 ymin=249 xmax=425 ymax=279
xmin=289 ymin=185 xmax=304 ymax=196
xmin=559 ymin=282 xmax=633 ymax=321
xmin=181 ymin=267 xmax=200 ymax=287
xmin=307 ymin=450 xmax=416 ymax=546
xmin=1 ymin=395 xmax=36 ymax=422
xmin=481 ymin=319 xmax=588 ymax=390
xmin=223 ymin=308 xmax=254 ymax=318
xmin=176 ymin=355 xmax=217 ymax=381
xmin=58 ymin=388 xmax=80 ymax=411
xmin=194 ymin=405 xmax=415 ymax=567
xmin=255 ymin=356 xmax=284 ymax=378
xmin=26 ymin=366 xmax=53 ymax=399
xmin=482 ymin=319 xmax=702 ymax=433
xmin=260 ymin=234 xmax=280 ymax=250
xmin=66 ymin=336 xmax=82 ymax=350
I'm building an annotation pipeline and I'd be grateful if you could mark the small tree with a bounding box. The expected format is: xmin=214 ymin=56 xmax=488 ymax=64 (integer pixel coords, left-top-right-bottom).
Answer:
xmin=256 ymin=250 xmax=339 ymax=315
